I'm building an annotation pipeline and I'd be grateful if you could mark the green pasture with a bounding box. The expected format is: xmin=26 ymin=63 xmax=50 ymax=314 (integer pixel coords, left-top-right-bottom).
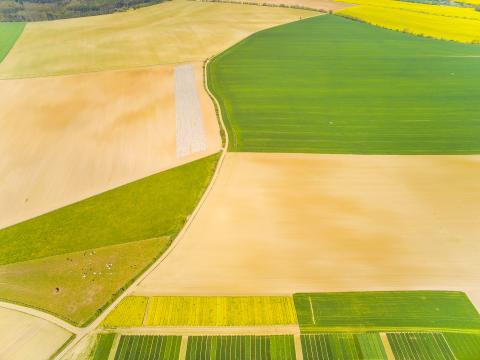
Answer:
xmin=0 ymin=153 xmax=219 ymax=265
xmin=0 ymin=22 xmax=24 ymax=63
xmin=208 ymin=15 xmax=480 ymax=154
xmin=0 ymin=237 xmax=168 ymax=325
xmin=294 ymin=291 xmax=480 ymax=333
xmin=301 ymin=333 xmax=387 ymax=360
xmin=114 ymin=335 xmax=181 ymax=360
xmin=186 ymin=335 xmax=296 ymax=360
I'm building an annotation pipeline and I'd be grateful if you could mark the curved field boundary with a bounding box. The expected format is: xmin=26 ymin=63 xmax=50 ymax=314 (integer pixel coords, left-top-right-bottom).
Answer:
xmin=0 ymin=22 xmax=25 ymax=63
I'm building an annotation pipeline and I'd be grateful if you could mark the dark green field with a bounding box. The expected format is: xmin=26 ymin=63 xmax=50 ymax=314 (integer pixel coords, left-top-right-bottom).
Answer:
xmin=92 ymin=334 xmax=116 ymax=360
xmin=443 ymin=332 xmax=480 ymax=360
xmin=0 ymin=23 xmax=24 ymax=63
xmin=208 ymin=15 xmax=480 ymax=154
xmin=294 ymin=291 xmax=480 ymax=333
xmin=114 ymin=335 xmax=181 ymax=360
xmin=186 ymin=335 xmax=296 ymax=360
xmin=301 ymin=333 xmax=387 ymax=360
xmin=0 ymin=153 xmax=219 ymax=265
xmin=387 ymin=333 xmax=454 ymax=360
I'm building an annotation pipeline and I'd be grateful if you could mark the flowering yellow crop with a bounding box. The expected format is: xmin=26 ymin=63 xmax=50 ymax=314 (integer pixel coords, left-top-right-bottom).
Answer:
xmin=336 ymin=1 xmax=480 ymax=43
xmin=102 ymin=296 xmax=148 ymax=327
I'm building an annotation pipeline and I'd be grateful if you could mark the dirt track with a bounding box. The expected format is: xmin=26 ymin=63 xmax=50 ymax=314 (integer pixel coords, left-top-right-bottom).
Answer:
xmin=135 ymin=152 xmax=480 ymax=309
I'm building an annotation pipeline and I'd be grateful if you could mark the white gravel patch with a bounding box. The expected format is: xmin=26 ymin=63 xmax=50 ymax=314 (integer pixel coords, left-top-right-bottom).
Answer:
xmin=174 ymin=64 xmax=208 ymax=158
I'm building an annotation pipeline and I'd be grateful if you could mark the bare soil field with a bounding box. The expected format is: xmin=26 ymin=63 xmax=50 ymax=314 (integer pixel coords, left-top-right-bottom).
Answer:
xmin=0 ymin=63 xmax=220 ymax=228
xmin=0 ymin=0 xmax=317 ymax=79
xmin=135 ymin=153 xmax=480 ymax=309
xmin=0 ymin=306 xmax=71 ymax=360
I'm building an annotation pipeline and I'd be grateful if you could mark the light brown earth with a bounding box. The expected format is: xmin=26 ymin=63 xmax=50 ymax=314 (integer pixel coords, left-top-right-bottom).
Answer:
xmin=0 ymin=63 xmax=220 ymax=228
xmin=0 ymin=0 xmax=317 ymax=79
xmin=135 ymin=152 xmax=480 ymax=309
xmin=0 ymin=307 xmax=72 ymax=360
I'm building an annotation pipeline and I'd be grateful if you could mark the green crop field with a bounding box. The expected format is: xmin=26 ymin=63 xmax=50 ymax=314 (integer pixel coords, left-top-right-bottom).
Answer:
xmin=208 ymin=15 xmax=480 ymax=154
xmin=186 ymin=335 xmax=296 ymax=360
xmin=301 ymin=333 xmax=387 ymax=360
xmin=114 ymin=335 xmax=181 ymax=360
xmin=0 ymin=23 xmax=24 ymax=63
xmin=102 ymin=296 xmax=148 ymax=328
xmin=92 ymin=333 xmax=116 ymax=360
xmin=294 ymin=291 xmax=480 ymax=333
xmin=443 ymin=332 xmax=480 ymax=359
xmin=145 ymin=296 xmax=297 ymax=326
xmin=0 ymin=153 xmax=219 ymax=265
xmin=387 ymin=333 xmax=455 ymax=360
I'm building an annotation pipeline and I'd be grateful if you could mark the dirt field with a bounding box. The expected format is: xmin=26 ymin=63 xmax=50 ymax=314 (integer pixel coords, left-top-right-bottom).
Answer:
xmin=135 ymin=153 xmax=480 ymax=309
xmin=0 ymin=63 xmax=220 ymax=228
xmin=0 ymin=307 xmax=71 ymax=360
xmin=0 ymin=0 xmax=317 ymax=79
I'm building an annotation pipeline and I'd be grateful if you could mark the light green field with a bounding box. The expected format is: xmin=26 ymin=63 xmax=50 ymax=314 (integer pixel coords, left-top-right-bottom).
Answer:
xmin=0 ymin=0 xmax=315 ymax=79
xmin=114 ymin=335 xmax=181 ymax=360
xmin=0 ymin=153 xmax=219 ymax=265
xmin=102 ymin=296 xmax=149 ymax=328
xmin=0 ymin=22 xmax=24 ymax=63
xmin=208 ymin=14 xmax=480 ymax=154
xmin=294 ymin=291 xmax=480 ymax=333
xmin=0 ymin=238 xmax=168 ymax=325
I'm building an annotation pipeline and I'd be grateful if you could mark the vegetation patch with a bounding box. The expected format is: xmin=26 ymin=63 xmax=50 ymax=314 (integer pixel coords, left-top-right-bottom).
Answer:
xmin=0 ymin=22 xmax=24 ymax=63
xmin=301 ymin=333 xmax=387 ymax=360
xmin=336 ymin=0 xmax=480 ymax=43
xmin=102 ymin=296 xmax=149 ymax=328
xmin=294 ymin=291 xmax=480 ymax=333
xmin=387 ymin=332 xmax=454 ymax=360
xmin=208 ymin=15 xmax=480 ymax=154
xmin=92 ymin=333 xmax=116 ymax=360
xmin=0 ymin=0 xmax=167 ymax=21
xmin=0 ymin=238 xmax=167 ymax=325
xmin=186 ymin=335 xmax=296 ymax=360
xmin=145 ymin=296 xmax=298 ymax=326
xmin=0 ymin=153 xmax=219 ymax=265
xmin=443 ymin=332 xmax=480 ymax=359
xmin=114 ymin=335 xmax=181 ymax=360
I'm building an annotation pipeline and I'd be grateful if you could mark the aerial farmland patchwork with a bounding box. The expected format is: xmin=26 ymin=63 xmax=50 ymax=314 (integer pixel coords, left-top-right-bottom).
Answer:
xmin=0 ymin=0 xmax=479 ymax=358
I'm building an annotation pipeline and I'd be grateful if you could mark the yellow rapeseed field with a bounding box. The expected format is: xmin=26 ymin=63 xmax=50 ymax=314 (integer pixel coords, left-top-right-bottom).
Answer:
xmin=145 ymin=296 xmax=298 ymax=326
xmin=102 ymin=296 xmax=148 ymax=327
xmin=336 ymin=0 xmax=480 ymax=43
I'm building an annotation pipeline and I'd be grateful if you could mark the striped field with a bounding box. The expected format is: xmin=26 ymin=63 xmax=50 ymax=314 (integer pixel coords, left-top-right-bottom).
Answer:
xmin=186 ymin=335 xmax=296 ymax=360
xmin=442 ymin=332 xmax=480 ymax=360
xmin=387 ymin=333 xmax=454 ymax=360
xmin=301 ymin=333 xmax=387 ymax=360
xmin=114 ymin=335 xmax=181 ymax=360
xmin=92 ymin=333 xmax=116 ymax=360
xmin=102 ymin=297 xmax=148 ymax=328
xmin=145 ymin=296 xmax=297 ymax=326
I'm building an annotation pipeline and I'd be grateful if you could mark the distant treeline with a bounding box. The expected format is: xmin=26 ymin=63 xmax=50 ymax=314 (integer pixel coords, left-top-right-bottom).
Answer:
xmin=0 ymin=0 xmax=169 ymax=22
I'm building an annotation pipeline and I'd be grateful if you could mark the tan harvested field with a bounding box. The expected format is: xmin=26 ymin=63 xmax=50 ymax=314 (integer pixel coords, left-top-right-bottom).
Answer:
xmin=0 ymin=63 xmax=220 ymax=228
xmin=135 ymin=152 xmax=480 ymax=309
xmin=0 ymin=307 xmax=71 ymax=360
xmin=0 ymin=0 xmax=317 ymax=79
